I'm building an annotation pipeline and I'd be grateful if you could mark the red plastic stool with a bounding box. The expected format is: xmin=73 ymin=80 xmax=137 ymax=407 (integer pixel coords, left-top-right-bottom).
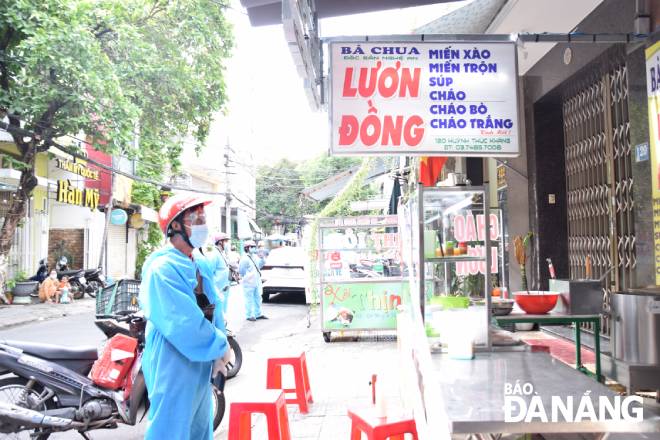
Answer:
xmin=228 ymin=389 xmax=291 ymax=440
xmin=266 ymin=352 xmax=313 ymax=413
xmin=347 ymin=407 xmax=418 ymax=440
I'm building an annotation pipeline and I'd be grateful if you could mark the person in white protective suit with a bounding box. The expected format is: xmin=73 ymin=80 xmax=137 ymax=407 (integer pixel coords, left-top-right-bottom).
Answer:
xmin=139 ymin=194 xmax=231 ymax=440
xmin=239 ymin=239 xmax=267 ymax=321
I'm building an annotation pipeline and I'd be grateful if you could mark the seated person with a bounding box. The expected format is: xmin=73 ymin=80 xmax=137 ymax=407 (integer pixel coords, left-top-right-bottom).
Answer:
xmin=59 ymin=276 xmax=72 ymax=304
xmin=39 ymin=270 xmax=60 ymax=303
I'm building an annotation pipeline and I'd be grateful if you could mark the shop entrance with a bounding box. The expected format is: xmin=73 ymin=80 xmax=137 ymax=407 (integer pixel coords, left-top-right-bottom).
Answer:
xmin=562 ymin=62 xmax=636 ymax=336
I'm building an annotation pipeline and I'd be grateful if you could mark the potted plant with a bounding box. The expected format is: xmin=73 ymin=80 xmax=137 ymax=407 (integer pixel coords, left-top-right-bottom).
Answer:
xmin=10 ymin=271 xmax=39 ymax=304
xmin=429 ymin=268 xmax=470 ymax=309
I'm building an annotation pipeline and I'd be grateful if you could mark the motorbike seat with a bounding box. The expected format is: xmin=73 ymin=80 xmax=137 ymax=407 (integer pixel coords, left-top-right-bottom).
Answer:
xmin=1 ymin=340 xmax=98 ymax=360
xmin=58 ymin=269 xmax=83 ymax=277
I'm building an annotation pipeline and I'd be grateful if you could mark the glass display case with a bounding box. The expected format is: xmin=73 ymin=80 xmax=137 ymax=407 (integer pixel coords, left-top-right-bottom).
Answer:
xmin=418 ymin=186 xmax=493 ymax=350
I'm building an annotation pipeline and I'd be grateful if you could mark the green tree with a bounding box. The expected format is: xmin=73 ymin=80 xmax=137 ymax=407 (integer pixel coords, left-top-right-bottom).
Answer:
xmin=256 ymin=154 xmax=379 ymax=234
xmin=0 ymin=0 xmax=233 ymax=272
xmin=256 ymin=159 xmax=312 ymax=232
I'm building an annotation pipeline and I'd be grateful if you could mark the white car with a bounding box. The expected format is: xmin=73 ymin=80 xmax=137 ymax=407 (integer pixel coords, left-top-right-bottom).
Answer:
xmin=261 ymin=246 xmax=306 ymax=302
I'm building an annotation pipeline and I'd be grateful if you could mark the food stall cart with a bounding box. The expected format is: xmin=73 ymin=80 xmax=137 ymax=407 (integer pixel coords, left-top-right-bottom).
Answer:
xmin=317 ymin=215 xmax=404 ymax=342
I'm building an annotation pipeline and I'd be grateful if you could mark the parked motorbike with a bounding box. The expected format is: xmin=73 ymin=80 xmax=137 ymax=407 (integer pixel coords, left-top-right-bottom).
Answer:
xmin=28 ymin=259 xmax=49 ymax=284
xmin=82 ymin=268 xmax=107 ymax=298
xmin=0 ymin=313 xmax=226 ymax=439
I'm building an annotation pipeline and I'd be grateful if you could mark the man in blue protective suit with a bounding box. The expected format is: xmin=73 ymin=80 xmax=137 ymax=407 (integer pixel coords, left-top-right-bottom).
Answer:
xmin=207 ymin=232 xmax=231 ymax=315
xmin=139 ymin=194 xmax=231 ymax=440
xmin=239 ymin=239 xmax=267 ymax=321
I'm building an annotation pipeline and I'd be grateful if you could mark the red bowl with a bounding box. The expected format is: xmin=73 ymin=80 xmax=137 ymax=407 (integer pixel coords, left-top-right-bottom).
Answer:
xmin=513 ymin=291 xmax=559 ymax=314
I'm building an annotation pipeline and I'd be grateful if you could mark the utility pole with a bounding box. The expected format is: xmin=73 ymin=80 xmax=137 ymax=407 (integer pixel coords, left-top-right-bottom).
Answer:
xmin=224 ymin=139 xmax=232 ymax=237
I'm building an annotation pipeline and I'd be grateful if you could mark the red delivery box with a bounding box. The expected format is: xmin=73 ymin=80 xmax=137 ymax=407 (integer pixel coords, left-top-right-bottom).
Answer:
xmin=90 ymin=334 xmax=138 ymax=390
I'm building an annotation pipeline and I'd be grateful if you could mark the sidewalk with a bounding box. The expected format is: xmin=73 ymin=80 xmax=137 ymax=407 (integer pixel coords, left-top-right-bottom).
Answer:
xmin=0 ymin=297 xmax=96 ymax=330
xmin=216 ymin=310 xmax=403 ymax=439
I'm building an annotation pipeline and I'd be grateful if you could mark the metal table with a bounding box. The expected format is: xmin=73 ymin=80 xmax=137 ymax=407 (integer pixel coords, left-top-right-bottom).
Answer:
xmin=495 ymin=312 xmax=602 ymax=381
xmin=431 ymin=351 xmax=660 ymax=436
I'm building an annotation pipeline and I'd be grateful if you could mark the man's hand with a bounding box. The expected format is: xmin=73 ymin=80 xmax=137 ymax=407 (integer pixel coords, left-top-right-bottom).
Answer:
xmin=212 ymin=346 xmax=234 ymax=378
xmin=212 ymin=358 xmax=227 ymax=378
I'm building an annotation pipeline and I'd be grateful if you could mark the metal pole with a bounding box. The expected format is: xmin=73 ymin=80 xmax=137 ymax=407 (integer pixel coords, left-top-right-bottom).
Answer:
xmin=225 ymin=139 xmax=232 ymax=237
xmin=98 ymin=172 xmax=114 ymax=270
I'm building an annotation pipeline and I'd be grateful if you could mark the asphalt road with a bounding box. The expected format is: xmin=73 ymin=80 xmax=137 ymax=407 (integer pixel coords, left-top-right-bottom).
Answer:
xmin=0 ymin=286 xmax=308 ymax=440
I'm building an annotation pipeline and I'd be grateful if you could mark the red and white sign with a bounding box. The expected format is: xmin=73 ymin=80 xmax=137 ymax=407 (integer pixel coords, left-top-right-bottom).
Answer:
xmin=453 ymin=212 xmax=500 ymax=276
xmin=329 ymin=41 xmax=519 ymax=156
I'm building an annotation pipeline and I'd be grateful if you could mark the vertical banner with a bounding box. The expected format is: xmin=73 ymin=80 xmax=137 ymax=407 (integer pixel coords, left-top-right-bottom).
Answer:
xmin=646 ymin=41 xmax=660 ymax=284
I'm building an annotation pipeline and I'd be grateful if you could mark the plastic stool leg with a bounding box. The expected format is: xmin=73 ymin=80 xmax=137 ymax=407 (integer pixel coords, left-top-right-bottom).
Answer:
xmin=239 ymin=412 xmax=252 ymax=440
xmin=267 ymin=361 xmax=282 ymax=389
xmin=264 ymin=405 xmax=282 ymax=440
xmin=278 ymin=400 xmax=292 ymax=440
xmin=350 ymin=423 xmax=363 ymax=440
xmin=301 ymin=355 xmax=313 ymax=403
xmin=228 ymin=407 xmax=251 ymax=440
xmin=292 ymin=362 xmax=310 ymax=413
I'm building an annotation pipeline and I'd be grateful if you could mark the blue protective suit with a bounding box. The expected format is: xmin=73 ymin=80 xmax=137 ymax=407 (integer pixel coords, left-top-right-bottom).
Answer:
xmin=139 ymin=246 xmax=228 ymax=440
xmin=206 ymin=247 xmax=231 ymax=315
xmin=239 ymin=253 xmax=263 ymax=319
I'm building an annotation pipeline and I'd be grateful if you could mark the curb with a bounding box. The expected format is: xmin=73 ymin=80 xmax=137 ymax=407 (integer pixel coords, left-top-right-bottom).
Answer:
xmin=0 ymin=300 xmax=96 ymax=331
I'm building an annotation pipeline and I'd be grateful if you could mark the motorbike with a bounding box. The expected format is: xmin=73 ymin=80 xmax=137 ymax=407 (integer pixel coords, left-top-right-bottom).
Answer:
xmin=81 ymin=268 xmax=107 ymax=299
xmin=0 ymin=313 xmax=226 ymax=439
xmin=28 ymin=259 xmax=49 ymax=284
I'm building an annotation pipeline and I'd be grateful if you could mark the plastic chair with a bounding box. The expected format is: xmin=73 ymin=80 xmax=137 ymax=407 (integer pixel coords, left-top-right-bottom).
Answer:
xmin=228 ymin=389 xmax=291 ymax=440
xmin=347 ymin=407 xmax=418 ymax=440
xmin=266 ymin=352 xmax=313 ymax=413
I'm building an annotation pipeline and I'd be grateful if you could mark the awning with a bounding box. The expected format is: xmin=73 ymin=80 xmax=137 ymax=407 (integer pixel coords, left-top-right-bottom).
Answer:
xmin=239 ymin=0 xmax=459 ymax=26
xmin=139 ymin=205 xmax=158 ymax=223
xmin=301 ymin=158 xmax=391 ymax=202
xmin=237 ymin=209 xmax=263 ymax=239
xmin=0 ymin=168 xmax=51 ymax=189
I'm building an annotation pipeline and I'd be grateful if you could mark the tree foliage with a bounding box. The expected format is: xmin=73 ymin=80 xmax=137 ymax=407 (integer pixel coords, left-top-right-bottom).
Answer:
xmin=255 ymin=158 xmax=312 ymax=232
xmin=0 ymin=0 xmax=233 ymax=259
xmin=255 ymin=154 xmax=379 ymax=233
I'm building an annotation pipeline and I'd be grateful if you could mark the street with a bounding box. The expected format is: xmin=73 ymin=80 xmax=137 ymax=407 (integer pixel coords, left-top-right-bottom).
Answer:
xmin=0 ymin=286 xmax=311 ymax=439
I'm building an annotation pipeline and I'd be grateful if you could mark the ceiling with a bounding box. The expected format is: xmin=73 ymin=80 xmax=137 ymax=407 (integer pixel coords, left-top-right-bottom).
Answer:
xmin=239 ymin=0 xmax=461 ymax=26
xmin=486 ymin=0 xmax=604 ymax=74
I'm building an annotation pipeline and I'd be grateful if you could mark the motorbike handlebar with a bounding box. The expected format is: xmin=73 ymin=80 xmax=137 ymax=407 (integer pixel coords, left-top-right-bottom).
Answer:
xmin=102 ymin=313 xmax=144 ymax=323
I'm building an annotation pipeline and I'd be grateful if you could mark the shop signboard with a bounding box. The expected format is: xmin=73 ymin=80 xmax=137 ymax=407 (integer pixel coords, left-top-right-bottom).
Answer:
xmin=56 ymin=158 xmax=100 ymax=180
xmin=110 ymin=209 xmax=128 ymax=225
xmin=329 ymin=41 xmax=519 ymax=157
xmin=322 ymin=281 xmax=404 ymax=330
xmin=452 ymin=211 xmax=500 ymax=276
xmin=646 ymin=41 xmax=660 ymax=284
xmin=497 ymin=163 xmax=507 ymax=189
xmin=56 ymin=179 xmax=100 ymax=211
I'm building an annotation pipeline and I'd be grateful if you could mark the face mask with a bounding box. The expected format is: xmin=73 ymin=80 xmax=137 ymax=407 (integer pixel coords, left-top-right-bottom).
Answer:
xmin=50 ymin=273 xmax=57 ymax=280
xmin=188 ymin=224 xmax=209 ymax=248
xmin=249 ymin=247 xmax=257 ymax=254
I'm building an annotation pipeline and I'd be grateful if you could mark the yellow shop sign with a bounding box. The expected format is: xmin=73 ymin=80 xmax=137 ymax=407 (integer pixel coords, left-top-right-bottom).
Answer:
xmin=56 ymin=158 xmax=100 ymax=180
xmin=56 ymin=179 xmax=100 ymax=210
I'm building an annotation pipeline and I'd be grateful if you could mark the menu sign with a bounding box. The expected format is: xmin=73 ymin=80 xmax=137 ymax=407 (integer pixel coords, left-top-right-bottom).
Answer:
xmin=330 ymin=41 xmax=520 ymax=156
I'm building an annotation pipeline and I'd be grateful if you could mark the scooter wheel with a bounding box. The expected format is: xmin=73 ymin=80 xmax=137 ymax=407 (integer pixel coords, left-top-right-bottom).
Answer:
xmin=0 ymin=376 xmax=54 ymax=439
xmin=211 ymin=385 xmax=225 ymax=432
xmin=70 ymin=280 xmax=85 ymax=300
xmin=226 ymin=336 xmax=242 ymax=379
xmin=323 ymin=332 xmax=332 ymax=343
